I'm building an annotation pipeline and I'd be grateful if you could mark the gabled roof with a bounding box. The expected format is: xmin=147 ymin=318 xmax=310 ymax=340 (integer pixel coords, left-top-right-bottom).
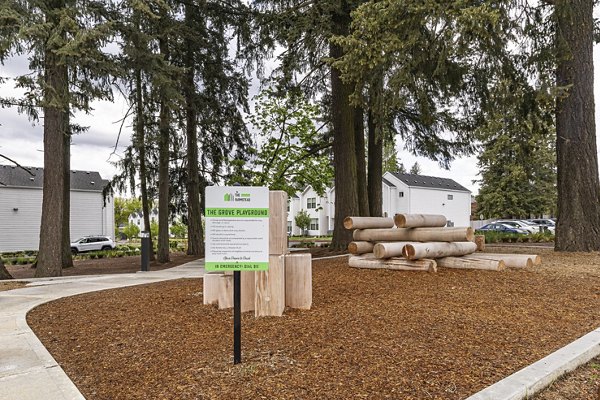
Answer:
xmin=382 ymin=177 xmax=396 ymax=188
xmin=389 ymin=172 xmax=470 ymax=192
xmin=0 ymin=165 xmax=109 ymax=192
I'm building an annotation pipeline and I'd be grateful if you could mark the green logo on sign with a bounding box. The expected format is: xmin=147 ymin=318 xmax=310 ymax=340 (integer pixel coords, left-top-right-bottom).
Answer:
xmin=224 ymin=193 xmax=233 ymax=202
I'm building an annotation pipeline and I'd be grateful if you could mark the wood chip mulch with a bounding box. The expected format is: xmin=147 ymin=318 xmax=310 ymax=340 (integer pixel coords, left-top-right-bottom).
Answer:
xmin=0 ymin=281 xmax=26 ymax=292
xmin=27 ymin=249 xmax=600 ymax=400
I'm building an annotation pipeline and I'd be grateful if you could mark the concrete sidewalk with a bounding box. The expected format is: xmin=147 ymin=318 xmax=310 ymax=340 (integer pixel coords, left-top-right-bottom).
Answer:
xmin=0 ymin=260 xmax=204 ymax=400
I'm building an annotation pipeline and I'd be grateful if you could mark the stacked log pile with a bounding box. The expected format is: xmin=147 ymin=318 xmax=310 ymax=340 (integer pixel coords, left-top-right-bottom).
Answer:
xmin=346 ymin=214 xmax=540 ymax=271
xmin=203 ymin=191 xmax=312 ymax=317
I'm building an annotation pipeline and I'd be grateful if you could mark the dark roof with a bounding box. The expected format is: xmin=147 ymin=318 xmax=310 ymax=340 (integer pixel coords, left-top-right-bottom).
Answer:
xmin=389 ymin=172 xmax=470 ymax=192
xmin=382 ymin=177 xmax=396 ymax=188
xmin=0 ymin=165 xmax=109 ymax=192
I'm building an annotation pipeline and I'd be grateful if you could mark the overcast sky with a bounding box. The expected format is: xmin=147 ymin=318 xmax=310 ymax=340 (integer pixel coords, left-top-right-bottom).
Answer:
xmin=2 ymin=46 xmax=600 ymax=195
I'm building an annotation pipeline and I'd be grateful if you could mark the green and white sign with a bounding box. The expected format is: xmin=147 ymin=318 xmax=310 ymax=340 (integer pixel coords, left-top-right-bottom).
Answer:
xmin=205 ymin=186 xmax=269 ymax=271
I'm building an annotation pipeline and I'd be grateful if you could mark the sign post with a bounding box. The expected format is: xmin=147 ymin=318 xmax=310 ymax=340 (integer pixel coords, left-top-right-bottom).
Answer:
xmin=205 ymin=186 xmax=269 ymax=364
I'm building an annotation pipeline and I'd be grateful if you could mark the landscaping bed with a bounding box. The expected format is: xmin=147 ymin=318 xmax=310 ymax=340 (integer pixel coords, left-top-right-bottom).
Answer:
xmin=27 ymin=249 xmax=600 ymax=400
xmin=0 ymin=281 xmax=26 ymax=291
xmin=6 ymin=253 xmax=200 ymax=280
xmin=534 ymin=356 xmax=599 ymax=400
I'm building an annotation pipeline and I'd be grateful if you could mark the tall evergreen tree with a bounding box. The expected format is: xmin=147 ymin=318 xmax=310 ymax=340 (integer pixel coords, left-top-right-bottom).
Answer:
xmin=409 ymin=162 xmax=421 ymax=175
xmin=1 ymin=0 xmax=116 ymax=276
xmin=554 ymin=0 xmax=600 ymax=251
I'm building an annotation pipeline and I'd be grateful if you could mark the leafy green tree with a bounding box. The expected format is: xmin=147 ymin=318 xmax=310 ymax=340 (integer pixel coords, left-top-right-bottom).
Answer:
xmin=114 ymin=198 xmax=143 ymax=228
xmin=382 ymin=135 xmax=404 ymax=174
xmin=409 ymin=162 xmax=421 ymax=175
xmin=245 ymin=89 xmax=333 ymax=196
xmin=170 ymin=222 xmax=187 ymax=239
xmin=1 ymin=0 xmax=116 ymax=276
xmin=294 ymin=210 xmax=311 ymax=235
xmin=150 ymin=220 xmax=159 ymax=240
xmin=123 ymin=223 xmax=141 ymax=241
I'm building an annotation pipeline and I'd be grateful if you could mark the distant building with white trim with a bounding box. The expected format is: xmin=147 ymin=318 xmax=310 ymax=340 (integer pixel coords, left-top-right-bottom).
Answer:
xmin=0 ymin=165 xmax=114 ymax=252
xmin=287 ymin=172 xmax=471 ymax=236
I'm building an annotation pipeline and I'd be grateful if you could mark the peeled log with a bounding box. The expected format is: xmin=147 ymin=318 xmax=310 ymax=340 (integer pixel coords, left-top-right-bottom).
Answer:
xmin=241 ymin=271 xmax=255 ymax=312
xmin=218 ymin=275 xmax=233 ymax=309
xmin=468 ymin=253 xmax=538 ymax=268
xmin=285 ymin=253 xmax=312 ymax=310
xmin=255 ymin=254 xmax=285 ymax=317
xmin=436 ymin=257 xmax=506 ymax=271
xmin=203 ymin=273 xmax=221 ymax=305
xmin=403 ymin=242 xmax=477 ymax=260
xmin=348 ymin=241 xmax=375 ymax=255
xmin=474 ymin=235 xmax=485 ymax=252
xmin=344 ymin=216 xmax=394 ymax=230
xmin=373 ymin=242 xmax=419 ymax=259
xmin=349 ymin=254 xmax=437 ymax=272
xmin=354 ymin=227 xmax=474 ymax=242
xmin=394 ymin=214 xmax=447 ymax=228
xmin=269 ymin=191 xmax=288 ymax=255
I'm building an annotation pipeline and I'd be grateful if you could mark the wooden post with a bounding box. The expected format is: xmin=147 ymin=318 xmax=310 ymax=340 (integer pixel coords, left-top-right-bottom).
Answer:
xmin=269 ymin=191 xmax=288 ymax=255
xmin=353 ymin=227 xmax=474 ymax=242
xmin=284 ymin=253 xmax=312 ymax=309
xmin=373 ymin=242 xmax=418 ymax=259
xmin=402 ymin=242 xmax=478 ymax=260
xmin=218 ymin=274 xmax=234 ymax=309
xmin=203 ymin=273 xmax=221 ymax=305
xmin=241 ymin=271 xmax=255 ymax=312
xmin=343 ymin=216 xmax=394 ymax=230
xmin=348 ymin=241 xmax=375 ymax=255
xmin=436 ymin=256 xmax=506 ymax=271
xmin=394 ymin=214 xmax=447 ymax=228
xmin=474 ymin=235 xmax=485 ymax=252
xmin=255 ymin=254 xmax=285 ymax=317
xmin=349 ymin=254 xmax=437 ymax=272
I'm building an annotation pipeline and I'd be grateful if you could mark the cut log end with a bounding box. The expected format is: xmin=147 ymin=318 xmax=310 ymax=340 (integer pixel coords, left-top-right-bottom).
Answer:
xmin=402 ymin=245 xmax=415 ymax=259
xmin=343 ymin=217 xmax=354 ymax=230
xmin=373 ymin=243 xmax=385 ymax=259
xmin=394 ymin=214 xmax=407 ymax=228
xmin=348 ymin=242 xmax=358 ymax=254
xmin=465 ymin=227 xmax=475 ymax=242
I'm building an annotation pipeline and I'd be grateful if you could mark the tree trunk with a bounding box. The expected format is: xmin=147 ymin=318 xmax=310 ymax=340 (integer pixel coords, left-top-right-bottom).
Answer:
xmin=354 ymin=107 xmax=369 ymax=216
xmin=555 ymin=0 xmax=600 ymax=251
xmin=133 ymin=9 xmax=155 ymax=261
xmin=37 ymin=6 xmax=68 ymax=277
xmin=157 ymin=27 xmax=170 ymax=263
xmin=184 ymin=3 xmax=203 ymax=256
xmin=367 ymin=109 xmax=383 ymax=217
xmin=62 ymin=114 xmax=73 ymax=269
xmin=0 ymin=258 xmax=13 ymax=280
xmin=330 ymin=40 xmax=359 ymax=249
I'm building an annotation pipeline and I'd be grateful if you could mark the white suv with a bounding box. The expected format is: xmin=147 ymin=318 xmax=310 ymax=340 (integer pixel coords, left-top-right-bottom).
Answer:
xmin=70 ymin=236 xmax=115 ymax=254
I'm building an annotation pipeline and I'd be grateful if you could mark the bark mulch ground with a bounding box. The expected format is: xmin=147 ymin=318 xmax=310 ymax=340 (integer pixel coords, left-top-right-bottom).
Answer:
xmin=534 ymin=356 xmax=600 ymax=400
xmin=6 ymin=253 xmax=200 ymax=280
xmin=0 ymin=281 xmax=26 ymax=291
xmin=27 ymin=248 xmax=600 ymax=400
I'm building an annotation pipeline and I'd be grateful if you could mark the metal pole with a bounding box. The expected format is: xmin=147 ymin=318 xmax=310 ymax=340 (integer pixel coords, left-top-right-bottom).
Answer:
xmin=233 ymin=270 xmax=241 ymax=364
xmin=141 ymin=232 xmax=150 ymax=272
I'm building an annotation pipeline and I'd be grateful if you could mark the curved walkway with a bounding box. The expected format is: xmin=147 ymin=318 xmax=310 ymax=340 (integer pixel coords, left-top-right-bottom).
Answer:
xmin=0 ymin=260 xmax=204 ymax=400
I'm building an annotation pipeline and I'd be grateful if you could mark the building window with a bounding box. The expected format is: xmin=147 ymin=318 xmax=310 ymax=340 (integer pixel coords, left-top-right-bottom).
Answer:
xmin=307 ymin=197 xmax=317 ymax=209
xmin=399 ymin=192 xmax=404 ymax=198
xmin=447 ymin=194 xmax=454 ymax=200
xmin=287 ymin=221 xmax=292 ymax=234
xmin=446 ymin=220 xmax=455 ymax=227
xmin=287 ymin=201 xmax=290 ymax=212
xmin=309 ymin=218 xmax=319 ymax=230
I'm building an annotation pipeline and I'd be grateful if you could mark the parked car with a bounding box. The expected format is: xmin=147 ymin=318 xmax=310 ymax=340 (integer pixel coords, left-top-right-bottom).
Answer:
xmin=495 ymin=220 xmax=537 ymax=234
xmin=70 ymin=236 xmax=115 ymax=254
xmin=477 ymin=223 xmax=529 ymax=234
xmin=524 ymin=219 xmax=555 ymax=233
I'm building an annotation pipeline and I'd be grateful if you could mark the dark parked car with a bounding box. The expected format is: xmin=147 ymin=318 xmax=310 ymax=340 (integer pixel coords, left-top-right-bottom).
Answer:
xmin=477 ymin=223 xmax=528 ymax=234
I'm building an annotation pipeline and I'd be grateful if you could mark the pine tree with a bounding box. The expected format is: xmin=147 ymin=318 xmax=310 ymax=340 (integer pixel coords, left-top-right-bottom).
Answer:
xmin=409 ymin=162 xmax=421 ymax=175
xmin=1 ymin=0 xmax=116 ymax=276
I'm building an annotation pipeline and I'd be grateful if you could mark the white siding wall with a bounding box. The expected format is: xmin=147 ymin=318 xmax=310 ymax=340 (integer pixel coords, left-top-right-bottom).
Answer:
xmin=0 ymin=188 xmax=114 ymax=252
xmin=0 ymin=187 xmax=43 ymax=252
xmin=405 ymin=187 xmax=471 ymax=227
